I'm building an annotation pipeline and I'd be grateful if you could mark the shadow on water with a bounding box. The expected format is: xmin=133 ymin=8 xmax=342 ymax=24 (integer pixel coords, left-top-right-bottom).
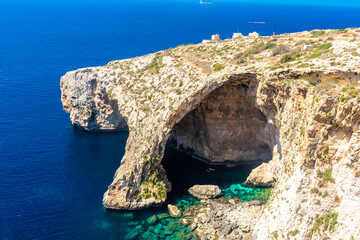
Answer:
xmin=163 ymin=145 xmax=260 ymax=192
xmin=162 ymin=145 xmax=268 ymax=202
xmin=68 ymin=128 xmax=130 ymax=199
xmin=103 ymin=144 xmax=272 ymax=240
xmin=65 ymin=128 xmax=131 ymax=240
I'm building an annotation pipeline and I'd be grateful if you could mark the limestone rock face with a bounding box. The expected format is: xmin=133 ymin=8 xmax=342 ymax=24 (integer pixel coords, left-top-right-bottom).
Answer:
xmin=194 ymin=201 xmax=262 ymax=239
xmin=60 ymin=68 xmax=128 ymax=131
xmin=245 ymin=162 xmax=275 ymax=188
xmin=61 ymin=28 xmax=360 ymax=239
xmin=188 ymin=185 xmax=221 ymax=200
xmin=169 ymin=80 xmax=275 ymax=165
xmin=168 ymin=204 xmax=181 ymax=218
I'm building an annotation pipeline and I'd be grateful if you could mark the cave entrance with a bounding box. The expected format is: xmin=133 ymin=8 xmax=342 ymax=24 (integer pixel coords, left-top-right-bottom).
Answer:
xmin=168 ymin=80 xmax=273 ymax=166
xmin=162 ymin=146 xmax=263 ymax=200
xmin=162 ymin=78 xmax=276 ymax=200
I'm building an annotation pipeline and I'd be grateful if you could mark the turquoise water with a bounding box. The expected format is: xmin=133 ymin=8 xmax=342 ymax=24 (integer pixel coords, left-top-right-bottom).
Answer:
xmin=83 ymin=146 xmax=273 ymax=240
xmin=110 ymin=147 xmax=272 ymax=240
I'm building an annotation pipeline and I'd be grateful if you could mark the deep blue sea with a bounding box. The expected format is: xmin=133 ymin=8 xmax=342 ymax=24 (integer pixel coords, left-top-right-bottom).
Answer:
xmin=0 ymin=1 xmax=359 ymax=239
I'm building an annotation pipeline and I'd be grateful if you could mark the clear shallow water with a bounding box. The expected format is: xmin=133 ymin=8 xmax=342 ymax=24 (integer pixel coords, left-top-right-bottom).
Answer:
xmin=0 ymin=1 xmax=359 ymax=239
xmin=104 ymin=148 xmax=271 ymax=240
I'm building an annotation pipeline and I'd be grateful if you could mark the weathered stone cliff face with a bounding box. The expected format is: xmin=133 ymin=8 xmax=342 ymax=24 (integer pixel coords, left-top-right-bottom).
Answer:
xmin=60 ymin=69 xmax=128 ymax=131
xmin=169 ymin=80 xmax=276 ymax=165
xmin=61 ymin=28 xmax=360 ymax=239
xmin=254 ymin=74 xmax=360 ymax=239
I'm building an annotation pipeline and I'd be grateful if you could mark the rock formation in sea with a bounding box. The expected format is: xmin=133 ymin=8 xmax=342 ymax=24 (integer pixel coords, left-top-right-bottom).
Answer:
xmin=61 ymin=28 xmax=360 ymax=239
xmin=188 ymin=185 xmax=222 ymax=200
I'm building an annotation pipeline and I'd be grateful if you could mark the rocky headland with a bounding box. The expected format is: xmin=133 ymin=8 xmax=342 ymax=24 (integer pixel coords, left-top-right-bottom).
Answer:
xmin=61 ymin=28 xmax=360 ymax=239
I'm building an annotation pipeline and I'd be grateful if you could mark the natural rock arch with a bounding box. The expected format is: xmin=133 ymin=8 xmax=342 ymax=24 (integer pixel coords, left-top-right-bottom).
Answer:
xmin=101 ymin=73 xmax=281 ymax=210
xmin=60 ymin=31 xmax=360 ymax=237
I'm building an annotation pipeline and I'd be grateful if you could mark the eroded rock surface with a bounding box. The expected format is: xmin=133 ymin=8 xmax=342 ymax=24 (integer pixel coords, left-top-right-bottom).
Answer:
xmin=245 ymin=162 xmax=276 ymax=188
xmin=188 ymin=185 xmax=222 ymax=200
xmin=61 ymin=28 xmax=360 ymax=239
xmin=169 ymin=81 xmax=274 ymax=165
xmin=193 ymin=200 xmax=264 ymax=240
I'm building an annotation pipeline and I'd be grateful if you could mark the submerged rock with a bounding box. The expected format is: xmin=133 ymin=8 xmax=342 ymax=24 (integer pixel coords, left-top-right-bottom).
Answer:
xmin=188 ymin=185 xmax=221 ymax=200
xmin=168 ymin=204 xmax=181 ymax=218
xmin=127 ymin=221 xmax=139 ymax=226
xmin=186 ymin=234 xmax=194 ymax=239
xmin=140 ymin=231 xmax=157 ymax=240
xmin=156 ymin=213 xmax=169 ymax=220
xmin=126 ymin=225 xmax=144 ymax=239
xmin=146 ymin=215 xmax=158 ymax=225
xmin=164 ymin=221 xmax=179 ymax=235
xmin=173 ymin=229 xmax=188 ymax=239
xmin=245 ymin=163 xmax=275 ymax=188
xmin=153 ymin=224 xmax=162 ymax=234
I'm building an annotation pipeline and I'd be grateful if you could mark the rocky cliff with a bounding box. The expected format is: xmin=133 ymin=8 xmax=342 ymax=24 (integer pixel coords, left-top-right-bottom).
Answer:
xmin=61 ymin=28 xmax=360 ymax=239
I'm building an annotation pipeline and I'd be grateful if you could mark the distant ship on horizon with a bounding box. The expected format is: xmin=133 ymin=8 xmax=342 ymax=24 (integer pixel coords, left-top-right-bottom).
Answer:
xmin=200 ymin=0 xmax=212 ymax=4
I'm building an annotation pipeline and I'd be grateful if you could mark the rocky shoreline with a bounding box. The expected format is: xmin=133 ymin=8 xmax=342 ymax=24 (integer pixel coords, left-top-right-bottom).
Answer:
xmin=61 ymin=28 xmax=360 ymax=239
xmin=126 ymin=185 xmax=268 ymax=240
xmin=185 ymin=185 xmax=267 ymax=240
xmin=192 ymin=199 xmax=264 ymax=240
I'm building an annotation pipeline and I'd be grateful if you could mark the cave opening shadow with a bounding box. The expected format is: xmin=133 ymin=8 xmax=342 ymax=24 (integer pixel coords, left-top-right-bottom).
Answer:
xmin=162 ymin=78 xmax=277 ymax=202
xmin=162 ymin=144 xmax=264 ymax=202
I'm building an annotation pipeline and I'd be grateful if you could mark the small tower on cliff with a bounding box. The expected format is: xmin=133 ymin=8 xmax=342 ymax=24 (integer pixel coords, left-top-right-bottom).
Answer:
xmin=211 ymin=34 xmax=220 ymax=41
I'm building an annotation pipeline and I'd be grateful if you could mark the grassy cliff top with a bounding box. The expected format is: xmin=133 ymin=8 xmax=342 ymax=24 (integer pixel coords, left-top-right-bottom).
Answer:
xmin=92 ymin=27 xmax=360 ymax=112
xmin=105 ymin=27 xmax=360 ymax=76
